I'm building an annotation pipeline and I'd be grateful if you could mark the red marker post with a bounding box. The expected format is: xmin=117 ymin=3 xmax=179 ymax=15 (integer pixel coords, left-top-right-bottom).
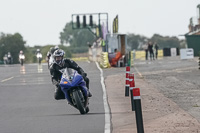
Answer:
xmin=129 ymin=74 xmax=135 ymax=111
xmin=125 ymin=66 xmax=130 ymax=96
xmin=133 ymin=88 xmax=144 ymax=133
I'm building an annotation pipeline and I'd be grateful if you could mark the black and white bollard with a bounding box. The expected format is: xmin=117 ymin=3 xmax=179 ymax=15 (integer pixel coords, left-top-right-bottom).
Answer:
xmin=133 ymin=88 xmax=144 ymax=133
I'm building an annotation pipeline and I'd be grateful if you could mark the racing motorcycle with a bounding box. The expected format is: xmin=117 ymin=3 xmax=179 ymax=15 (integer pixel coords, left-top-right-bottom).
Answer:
xmin=19 ymin=54 xmax=25 ymax=66
xmin=59 ymin=68 xmax=90 ymax=114
xmin=36 ymin=53 xmax=42 ymax=64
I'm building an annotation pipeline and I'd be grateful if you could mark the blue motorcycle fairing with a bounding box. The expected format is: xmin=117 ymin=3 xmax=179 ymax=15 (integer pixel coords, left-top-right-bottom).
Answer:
xmin=60 ymin=72 xmax=84 ymax=88
xmin=59 ymin=71 xmax=88 ymax=103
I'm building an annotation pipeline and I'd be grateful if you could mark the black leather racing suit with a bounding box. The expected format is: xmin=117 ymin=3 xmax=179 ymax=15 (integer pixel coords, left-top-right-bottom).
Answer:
xmin=50 ymin=58 xmax=89 ymax=100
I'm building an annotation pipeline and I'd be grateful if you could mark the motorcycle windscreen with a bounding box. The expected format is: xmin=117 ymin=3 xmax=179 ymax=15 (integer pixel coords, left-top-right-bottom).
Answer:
xmin=59 ymin=69 xmax=81 ymax=87
xmin=60 ymin=68 xmax=73 ymax=88
xmin=70 ymin=72 xmax=83 ymax=86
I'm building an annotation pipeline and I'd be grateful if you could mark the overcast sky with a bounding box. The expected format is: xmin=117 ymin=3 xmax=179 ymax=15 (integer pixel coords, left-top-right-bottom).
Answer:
xmin=0 ymin=0 xmax=199 ymax=46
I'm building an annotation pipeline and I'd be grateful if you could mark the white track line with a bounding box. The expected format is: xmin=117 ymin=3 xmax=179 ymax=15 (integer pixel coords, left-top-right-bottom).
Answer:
xmin=134 ymin=67 xmax=143 ymax=78
xmin=1 ymin=76 xmax=14 ymax=82
xmin=95 ymin=62 xmax=111 ymax=133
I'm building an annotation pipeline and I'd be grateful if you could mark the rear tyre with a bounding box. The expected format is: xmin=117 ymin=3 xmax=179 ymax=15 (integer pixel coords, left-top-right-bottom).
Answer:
xmin=73 ymin=90 xmax=86 ymax=114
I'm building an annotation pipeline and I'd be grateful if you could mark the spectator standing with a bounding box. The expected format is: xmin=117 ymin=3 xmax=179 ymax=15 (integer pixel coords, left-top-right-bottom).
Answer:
xmin=143 ymin=43 xmax=149 ymax=60
xmin=154 ymin=43 xmax=159 ymax=59
xmin=148 ymin=42 xmax=154 ymax=60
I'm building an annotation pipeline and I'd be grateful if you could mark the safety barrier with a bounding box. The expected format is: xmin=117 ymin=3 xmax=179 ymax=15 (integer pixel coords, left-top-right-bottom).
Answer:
xmin=100 ymin=52 xmax=110 ymax=68
xmin=135 ymin=51 xmax=146 ymax=59
xmin=135 ymin=50 xmax=163 ymax=60
xmin=130 ymin=51 xmax=134 ymax=66
xmin=71 ymin=57 xmax=89 ymax=61
xmin=157 ymin=50 xmax=164 ymax=57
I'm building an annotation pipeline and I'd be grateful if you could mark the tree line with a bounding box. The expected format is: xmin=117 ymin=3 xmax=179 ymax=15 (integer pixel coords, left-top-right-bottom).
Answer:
xmin=60 ymin=22 xmax=186 ymax=51
xmin=127 ymin=33 xmax=186 ymax=51
xmin=0 ymin=22 xmax=186 ymax=63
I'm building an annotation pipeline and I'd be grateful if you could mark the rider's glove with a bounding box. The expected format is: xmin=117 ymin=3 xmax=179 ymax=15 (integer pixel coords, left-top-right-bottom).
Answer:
xmin=82 ymin=72 xmax=87 ymax=78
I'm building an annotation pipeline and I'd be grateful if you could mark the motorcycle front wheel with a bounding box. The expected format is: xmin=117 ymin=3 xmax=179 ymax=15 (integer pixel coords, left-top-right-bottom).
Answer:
xmin=72 ymin=90 xmax=86 ymax=114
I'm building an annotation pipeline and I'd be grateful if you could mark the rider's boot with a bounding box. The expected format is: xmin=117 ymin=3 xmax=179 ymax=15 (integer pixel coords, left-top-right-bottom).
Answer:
xmin=88 ymin=91 xmax=92 ymax=97
xmin=86 ymin=83 xmax=92 ymax=97
xmin=54 ymin=86 xmax=65 ymax=100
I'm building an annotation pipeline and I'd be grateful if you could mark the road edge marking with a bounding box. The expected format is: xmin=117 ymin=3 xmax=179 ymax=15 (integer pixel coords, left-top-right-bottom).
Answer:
xmin=1 ymin=76 xmax=14 ymax=82
xmin=134 ymin=67 xmax=143 ymax=78
xmin=95 ymin=62 xmax=111 ymax=133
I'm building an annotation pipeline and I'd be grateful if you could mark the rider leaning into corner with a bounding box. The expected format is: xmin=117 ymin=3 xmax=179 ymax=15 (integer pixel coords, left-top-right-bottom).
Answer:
xmin=47 ymin=46 xmax=59 ymax=68
xmin=49 ymin=49 xmax=92 ymax=100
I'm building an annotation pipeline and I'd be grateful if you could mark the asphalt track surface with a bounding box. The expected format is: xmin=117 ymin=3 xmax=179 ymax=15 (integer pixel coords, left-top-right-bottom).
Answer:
xmin=0 ymin=62 xmax=105 ymax=133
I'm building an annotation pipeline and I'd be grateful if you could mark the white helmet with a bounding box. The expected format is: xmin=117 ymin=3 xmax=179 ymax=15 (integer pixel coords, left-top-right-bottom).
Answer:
xmin=54 ymin=45 xmax=59 ymax=50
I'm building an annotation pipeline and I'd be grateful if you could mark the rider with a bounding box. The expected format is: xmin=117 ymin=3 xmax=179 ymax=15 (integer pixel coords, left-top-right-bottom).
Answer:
xmin=19 ymin=50 xmax=25 ymax=65
xmin=50 ymin=49 xmax=92 ymax=100
xmin=19 ymin=50 xmax=24 ymax=56
xmin=50 ymin=46 xmax=59 ymax=57
xmin=7 ymin=52 xmax=12 ymax=64
xmin=46 ymin=47 xmax=53 ymax=60
xmin=46 ymin=47 xmax=53 ymax=68
xmin=3 ymin=54 xmax=8 ymax=64
xmin=47 ymin=46 xmax=59 ymax=68
xmin=36 ymin=49 xmax=42 ymax=64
